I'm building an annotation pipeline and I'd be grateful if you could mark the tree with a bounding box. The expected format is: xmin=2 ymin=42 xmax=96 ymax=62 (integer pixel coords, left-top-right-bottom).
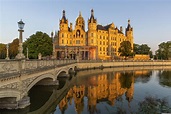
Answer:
xmin=134 ymin=43 xmax=151 ymax=54
xmin=23 ymin=31 xmax=53 ymax=59
xmin=9 ymin=38 xmax=19 ymax=59
xmin=155 ymin=41 xmax=171 ymax=60
xmin=118 ymin=41 xmax=132 ymax=57
xmin=0 ymin=43 xmax=6 ymax=59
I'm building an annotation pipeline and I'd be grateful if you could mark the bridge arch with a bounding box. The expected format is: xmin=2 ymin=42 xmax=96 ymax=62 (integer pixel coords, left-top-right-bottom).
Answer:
xmin=27 ymin=73 xmax=55 ymax=93
xmin=56 ymin=69 xmax=68 ymax=79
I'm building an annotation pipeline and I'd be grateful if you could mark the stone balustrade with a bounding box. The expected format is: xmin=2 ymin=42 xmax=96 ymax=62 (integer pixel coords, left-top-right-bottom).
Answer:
xmin=0 ymin=59 xmax=77 ymax=77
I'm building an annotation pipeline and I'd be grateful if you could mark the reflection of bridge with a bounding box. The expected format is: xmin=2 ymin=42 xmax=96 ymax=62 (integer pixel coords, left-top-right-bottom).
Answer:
xmin=0 ymin=59 xmax=171 ymax=109
xmin=28 ymin=76 xmax=77 ymax=114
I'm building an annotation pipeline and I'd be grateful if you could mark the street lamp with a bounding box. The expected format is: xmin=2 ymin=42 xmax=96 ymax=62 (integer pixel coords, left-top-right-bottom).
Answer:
xmin=5 ymin=43 xmax=10 ymax=60
xmin=15 ymin=19 xmax=25 ymax=59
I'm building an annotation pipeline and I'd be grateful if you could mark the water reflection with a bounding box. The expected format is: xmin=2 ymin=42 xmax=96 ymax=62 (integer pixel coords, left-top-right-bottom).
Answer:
xmin=1 ymin=69 xmax=171 ymax=114
xmin=158 ymin=70 xmax=171 ymax=87
xmin=56 ymin=70 xmax=155 ymax=114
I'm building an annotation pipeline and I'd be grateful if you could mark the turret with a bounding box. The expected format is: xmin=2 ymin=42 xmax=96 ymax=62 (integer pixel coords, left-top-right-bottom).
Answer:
xmin=88 ymin=9 xmax=97 ymax=46
xmin=125 ymin=19 xmax=133 ymax=36
xmin=125 ymin=19 xmax=134 ymax=50
xmin=88 ymin=9 xmax=97 ymax=30
xmin=59 ymin=10 xmax=68 ymax=31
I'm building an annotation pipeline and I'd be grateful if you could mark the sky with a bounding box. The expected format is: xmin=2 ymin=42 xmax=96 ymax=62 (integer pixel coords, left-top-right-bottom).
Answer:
xmin=0 ymin=0 xmax=171 ymax=53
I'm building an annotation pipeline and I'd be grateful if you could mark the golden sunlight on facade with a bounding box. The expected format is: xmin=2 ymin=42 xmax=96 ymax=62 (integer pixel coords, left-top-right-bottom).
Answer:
xmin=53 ymin=9 xmax=133 ymax=60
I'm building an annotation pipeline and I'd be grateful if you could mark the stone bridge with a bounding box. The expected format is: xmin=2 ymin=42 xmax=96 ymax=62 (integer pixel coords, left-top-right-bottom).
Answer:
xmin=0 ymin=59 xmax=171 ymax=109
xmin=0 ymin=60 xmax=77 ymax=109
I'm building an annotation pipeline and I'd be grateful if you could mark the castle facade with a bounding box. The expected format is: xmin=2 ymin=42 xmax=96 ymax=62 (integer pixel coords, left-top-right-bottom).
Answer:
xmin=53 ymin=9 xmax=133 ymax=60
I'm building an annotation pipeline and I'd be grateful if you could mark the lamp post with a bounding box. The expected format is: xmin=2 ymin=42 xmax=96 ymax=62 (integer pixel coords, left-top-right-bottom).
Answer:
xmin=15 ymin=19 xmax=25 ymax=59
xmin=5 ymin=43 xmax=10 ymax=60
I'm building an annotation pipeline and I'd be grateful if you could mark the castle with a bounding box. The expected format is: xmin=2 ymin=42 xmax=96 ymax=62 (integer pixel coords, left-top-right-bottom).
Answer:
xmin=53 ymin=9 xmax=133 ymax=60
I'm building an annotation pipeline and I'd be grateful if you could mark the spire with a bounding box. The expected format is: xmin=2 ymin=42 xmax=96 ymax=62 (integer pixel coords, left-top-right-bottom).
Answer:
xmin=128 ymin=19 xmax=130 ymax=24
xmin=90 ymin=9 xmax=94 ymax=19
xmin=126 ymin=19 xmax=131 ymax=31
xmin=79 ymin=11 xmax=82 ymax=17
xmin=91 ymin=9 xmax=94 ymax=17
xmin=89 ymin=9 xmax=96 ymax=23
xmin=61 ymin=10 xmax=67 ymax=23
xmin=63 ymin=10 xmax=65 ymax=17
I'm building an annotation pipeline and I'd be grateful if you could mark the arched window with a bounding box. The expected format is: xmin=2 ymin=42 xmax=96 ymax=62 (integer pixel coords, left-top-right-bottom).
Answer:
xmin=76 ymin=30 xmax=80 ymax=37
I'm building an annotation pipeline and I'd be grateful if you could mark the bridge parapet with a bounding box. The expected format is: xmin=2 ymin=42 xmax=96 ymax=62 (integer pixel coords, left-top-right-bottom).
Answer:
xmin=0 ymin=59 xmax=77 ymax=78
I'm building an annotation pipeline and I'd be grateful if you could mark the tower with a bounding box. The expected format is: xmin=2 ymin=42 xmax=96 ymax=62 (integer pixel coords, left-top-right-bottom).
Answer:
xmin=125 ymin=19 xmax=133 ymax=49
xmin=59 ymin=10 xmax=69 ymax=46
xmin=88 ymin=9 xmax=97 ymax=46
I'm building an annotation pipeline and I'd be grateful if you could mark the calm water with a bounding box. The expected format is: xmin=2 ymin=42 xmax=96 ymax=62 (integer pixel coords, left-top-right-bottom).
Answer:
xmin=1 ymin=68 xmax=171 ymax=114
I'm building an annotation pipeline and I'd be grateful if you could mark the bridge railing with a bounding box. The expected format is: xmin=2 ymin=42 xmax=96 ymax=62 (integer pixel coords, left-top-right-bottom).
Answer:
xmin=0 ymin=59 xmax=77 ymax=77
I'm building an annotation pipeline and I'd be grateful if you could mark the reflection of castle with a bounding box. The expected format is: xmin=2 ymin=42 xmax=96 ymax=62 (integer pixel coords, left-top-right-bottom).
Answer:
xmin=58 ymin=71 xmax=135 ymax=114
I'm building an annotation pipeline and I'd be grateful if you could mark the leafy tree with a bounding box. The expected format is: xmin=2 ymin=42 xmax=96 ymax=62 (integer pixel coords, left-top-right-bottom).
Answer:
xmin=9 ymin=38 xmax=19 ymax=59
xmin=0 ymin=43 xmax=6 ymax=59
xmin=155 ymin=41 xmax=171 ymax=60
xmin=23 ymin=31 xmax=53 ymax=59
xmin=134 ymin=43 xmax=152 ymax=56
xmin=118 ymin=41 xmax=132 ymax=57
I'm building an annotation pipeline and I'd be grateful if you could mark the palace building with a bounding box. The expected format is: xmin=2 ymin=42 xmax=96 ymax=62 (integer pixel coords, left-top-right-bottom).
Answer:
xmin=53 ymin=9 xmax=133 ymax=60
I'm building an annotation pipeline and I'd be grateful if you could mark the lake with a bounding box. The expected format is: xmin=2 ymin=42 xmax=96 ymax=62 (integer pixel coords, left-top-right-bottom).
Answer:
xmin=1 ymin=68 xmax=171 ymax=114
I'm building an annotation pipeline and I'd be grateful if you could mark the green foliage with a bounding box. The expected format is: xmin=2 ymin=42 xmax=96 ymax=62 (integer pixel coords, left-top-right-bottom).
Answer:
xmin=133 ymin=43 xmax=152 ymax=56
xmin=155 ymin=41 xmax=171 ymax=60
xmin=0 ymin=43 xmax=6 ymax=59
xmin=23 ymin=31 xmax=53 ymax=59
xmin=138 ymin=96 xmax=171 ymax=113
xmin=118 ymin=41 xmax=132 ymax=57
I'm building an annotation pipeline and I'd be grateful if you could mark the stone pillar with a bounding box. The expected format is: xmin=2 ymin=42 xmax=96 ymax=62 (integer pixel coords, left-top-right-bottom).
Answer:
xmin=38 ymin=53 xmax=42 ymax=60
xmin=15 ymin=29 xmax=25 ymax=59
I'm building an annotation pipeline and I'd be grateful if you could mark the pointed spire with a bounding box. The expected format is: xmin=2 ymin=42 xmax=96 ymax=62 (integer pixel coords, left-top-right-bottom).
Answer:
xmin=126 ymin=19 xmax=131 ymax=31
xmin=63 ymin=10 xmax=65 ymax=17
xmin=91 ymin=9 xmax=94 ymax=17
xmin=79 ymin=11 xmax=82 ymax=17
xmin=61 ymin=10 xmax=67 ymax=23
xmin=128 ymin=19 xmax=130 ymax=25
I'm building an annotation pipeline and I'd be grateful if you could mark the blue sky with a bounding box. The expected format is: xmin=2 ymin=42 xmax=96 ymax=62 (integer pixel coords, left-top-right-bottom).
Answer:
xmin=0 ymin=0 xmax=171 ymax=52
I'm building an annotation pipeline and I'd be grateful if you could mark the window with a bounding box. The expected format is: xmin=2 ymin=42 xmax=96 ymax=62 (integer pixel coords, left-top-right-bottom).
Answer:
xmin=62 ymin=33 xmax=64 ymax=37
xmin=76 ymin=40 xmax=80 ymax=44
xmin=100 ymin=47 xmax=102 ymax=51
xmin=103 ymin=47 xmax=105 ymax=51
xmin=91 ymin=39 xmax=93 ymax=43
xmin=62 ymin=39 xmax=64 ymax=44
xmin=91 ymin=33 xmax=93 ymax=37
xmin=70 ymin=40 xmax=72 ymax=44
